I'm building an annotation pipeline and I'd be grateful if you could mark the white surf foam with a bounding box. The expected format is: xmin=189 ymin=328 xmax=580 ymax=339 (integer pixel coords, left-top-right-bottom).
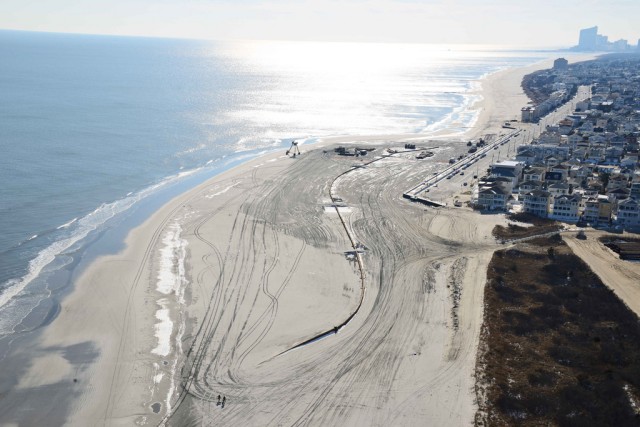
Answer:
xmin=0 ymin=169 xmax=198 ymax=311
xmin=56 ymin=217 xmax=78 ymax=230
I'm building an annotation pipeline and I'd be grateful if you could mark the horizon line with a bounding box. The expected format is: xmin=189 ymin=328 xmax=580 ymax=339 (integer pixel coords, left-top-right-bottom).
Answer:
xmin=0 ymin=27 xmax=572 ymax=51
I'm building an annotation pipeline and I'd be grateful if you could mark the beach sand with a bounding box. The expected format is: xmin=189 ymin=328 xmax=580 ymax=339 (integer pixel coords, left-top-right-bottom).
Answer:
xmin=0 ymin=54 xmax=597 ymax=426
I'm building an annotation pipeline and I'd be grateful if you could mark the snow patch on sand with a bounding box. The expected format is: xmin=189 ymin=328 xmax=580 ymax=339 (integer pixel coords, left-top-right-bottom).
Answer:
xmin=151 ymin=299 xmax=173 ymax=357
xmin=156 ymin=223 xmax=188 ymax=297
xmin=152 ymin=220 xmax=189 ymax=415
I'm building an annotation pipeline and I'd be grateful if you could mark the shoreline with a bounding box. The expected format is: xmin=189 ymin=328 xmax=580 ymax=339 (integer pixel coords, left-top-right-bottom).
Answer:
xmin=0 ymin=53 xmax=597 ymax=425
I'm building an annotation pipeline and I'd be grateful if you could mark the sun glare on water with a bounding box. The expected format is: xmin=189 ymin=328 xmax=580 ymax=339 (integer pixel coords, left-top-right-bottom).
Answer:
xmin=197 ymin=40 xmax=500 ymax=136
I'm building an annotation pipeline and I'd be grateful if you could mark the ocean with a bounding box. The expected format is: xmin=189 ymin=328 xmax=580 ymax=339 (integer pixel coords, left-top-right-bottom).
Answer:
xmin=0 ymin=30 xmax=552 ymax=338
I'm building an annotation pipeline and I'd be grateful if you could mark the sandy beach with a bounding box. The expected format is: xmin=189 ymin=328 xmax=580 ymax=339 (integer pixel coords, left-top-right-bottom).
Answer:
xmin=1 ymin=54 xmax=598 ymax=426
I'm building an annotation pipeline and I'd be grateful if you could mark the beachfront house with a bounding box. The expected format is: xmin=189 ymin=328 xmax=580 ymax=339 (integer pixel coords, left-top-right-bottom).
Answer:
xmin=581 ymin=196 xmax=612 ymax=225
xmin=521 ymin=106 xmax=536 ymax=122
xmin=550 ymin=194 xmax=582 ymax=222
xmin=476 ymin=185 xmax=510 ymax=211
xmin=616 ymin=198 xmax=640 ymax=227
xmin=521 ymin=190 xmax=552 ymax=218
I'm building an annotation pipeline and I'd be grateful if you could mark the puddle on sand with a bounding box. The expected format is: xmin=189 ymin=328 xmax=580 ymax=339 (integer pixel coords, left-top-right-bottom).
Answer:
xmin=151 ymin=402 xmax=162 ymax=414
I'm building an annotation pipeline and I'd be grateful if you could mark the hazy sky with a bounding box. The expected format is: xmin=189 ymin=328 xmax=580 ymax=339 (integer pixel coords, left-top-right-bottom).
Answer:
xmin=1 ymin=0 xmax=638 ymax=47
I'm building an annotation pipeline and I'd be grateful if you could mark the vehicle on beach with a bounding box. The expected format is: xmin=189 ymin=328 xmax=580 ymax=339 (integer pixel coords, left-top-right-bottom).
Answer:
xmin=416 ymin=151 xmax=433 ymax=159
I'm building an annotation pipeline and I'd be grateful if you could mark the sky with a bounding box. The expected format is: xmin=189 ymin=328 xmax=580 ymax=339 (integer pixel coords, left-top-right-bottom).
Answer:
xmin=0 ymin=0 xmax=638 ymax=47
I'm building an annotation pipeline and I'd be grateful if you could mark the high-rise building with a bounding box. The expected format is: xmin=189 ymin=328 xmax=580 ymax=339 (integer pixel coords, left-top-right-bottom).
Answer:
xmin=596 ymin=34 xmax=608 ymax=49
xmin=613 ymin=39 xmax=629 ymax=51
xmin=553 ymin=58 xmax=569 ymax=71
xmin=578 ymin=26 xmax=598 ymax=50
xmin=574 ymin=26 xmax=637 ymax=52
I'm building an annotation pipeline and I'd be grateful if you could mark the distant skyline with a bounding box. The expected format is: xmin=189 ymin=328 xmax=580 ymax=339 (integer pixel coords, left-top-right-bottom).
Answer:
xmin=1 ymin=0 xmax=638 ymax=47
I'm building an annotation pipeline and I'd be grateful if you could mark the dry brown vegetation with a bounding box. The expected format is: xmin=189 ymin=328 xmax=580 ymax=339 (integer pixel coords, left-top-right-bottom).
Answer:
xmin=476 ymin=236 xmax=640 ymax=426
xmin=493 ymin=213 xmax=562 ymax=241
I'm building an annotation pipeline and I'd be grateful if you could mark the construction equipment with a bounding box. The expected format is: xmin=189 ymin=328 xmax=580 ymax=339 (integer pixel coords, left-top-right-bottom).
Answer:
xmin=286 ymin=140 xmax=301 ymax=157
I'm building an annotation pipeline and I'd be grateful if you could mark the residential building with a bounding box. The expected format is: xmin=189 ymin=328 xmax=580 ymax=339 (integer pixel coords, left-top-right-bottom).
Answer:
xmin=553 ymin=58 xmax=569 ymax=71
xmin=521 ymin=190 xmax=551 ymax=218
xmin=476 ymin=185 xmax=510 ymax=211
xmin=516 ymin=180 xmax=543 ymax=194
xmin=523 ymin=166 xmax=546 ymax=182
xmin=550 ymin=194 xmax=581 ymax=222
xmin=608 ymin=187 xmax=630 ymax=201
xmin=516 ymin=150 xmax=537 ymax=165
xmin=582 ymin=196 xmax=612 ymax=225
xmin=630 ymin=182 xmax=640 ymax=200
xmin=548 ymin=182 xmax=571 ymax=197
xmin=616 ymin=198 xmax=640 ymax=226
xmin=544 ymin=171 xmax=564 ymax=185
xmin=490 ymin=161 xmax=524 ymax=187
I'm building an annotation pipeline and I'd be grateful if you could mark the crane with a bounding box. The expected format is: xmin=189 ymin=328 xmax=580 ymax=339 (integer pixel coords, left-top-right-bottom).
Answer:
xmin=286 ymin=140 xmax=301 ymax=157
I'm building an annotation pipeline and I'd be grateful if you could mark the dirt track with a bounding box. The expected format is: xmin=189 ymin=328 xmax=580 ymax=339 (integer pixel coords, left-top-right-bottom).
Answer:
xmin=162 ymin=145 xmax=507 ymax=426
xmin=564 ymin=231 xmax=640 ymax=317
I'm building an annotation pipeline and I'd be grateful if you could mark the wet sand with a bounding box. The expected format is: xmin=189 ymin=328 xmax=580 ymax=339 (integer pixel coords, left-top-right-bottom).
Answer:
xmin=0 ymin=54 xmax=597 ymax=426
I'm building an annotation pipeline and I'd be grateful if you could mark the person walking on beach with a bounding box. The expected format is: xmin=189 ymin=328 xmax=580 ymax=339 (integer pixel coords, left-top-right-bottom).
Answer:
xmin=222 ymin=396 xmax=226 ymax=409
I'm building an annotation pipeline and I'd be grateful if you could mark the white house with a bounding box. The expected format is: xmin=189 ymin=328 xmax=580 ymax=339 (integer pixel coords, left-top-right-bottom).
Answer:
xmin=490 ymin=160 xmax=524 ymax=187
xmin=476 ymin=185 xmax=510 ymax=211
xmin=581 ymin=195 xmax=612 ymax=225
xmin=550 ymin=194 xmax=581 ymax=222
xmin=521 ymin=190 xmax=551 ymax=218
xmin=616 ymin=198 xmax=640 ymax=227
xmin=548 ymin=182 xmax=571 ymax=197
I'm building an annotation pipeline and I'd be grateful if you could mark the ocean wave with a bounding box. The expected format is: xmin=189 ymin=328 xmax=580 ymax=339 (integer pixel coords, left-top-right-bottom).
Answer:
xmin=176 ymin=143 xmax=206 ymax=157
xmin=56 ymin=217 xmax=78 ymax=230
xmin=0 ymin=167 xmax=204 ymax=312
